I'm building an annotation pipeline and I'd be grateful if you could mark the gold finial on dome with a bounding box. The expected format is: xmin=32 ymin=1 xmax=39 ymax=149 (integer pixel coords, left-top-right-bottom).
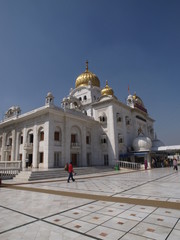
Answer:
xmin=75 ymin=61 xmax=100 ymax=88
xmin=101 ymin=80 xmax=114 ymax=96
xmin=85 ymin=60 xmax=88 ymax=72
xmin=133 ymin=92 xmax=137 ymax=99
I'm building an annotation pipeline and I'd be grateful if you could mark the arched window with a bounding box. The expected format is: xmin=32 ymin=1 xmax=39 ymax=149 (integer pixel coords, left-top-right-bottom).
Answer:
xmin=101 ymin=134 xmax=107 ymax=144
xmin=86 ymin=132 xmax=91 ymax=145
xmin=0 ymin=136 xmax=2 ymax=148
xmin=99 ymin=114 xmax=107 ymax=123
xmin=6 ymin=132 xmax=12 ymax=146
xmin=118 ymin=133 xmax=123 ymax=143
xmin=116 ymin=113 xmax=122 ymax=122
xmin=71 ymin=126 xmax=81 ymax=147
xmin=125 ymin=116 xmax=131 ymax=125
xmin=54 ymin=127 xmax=62 ymax=142
xmin=39 ymin=128 xmax=44 ymax=141
xmin=28 ymin=130 xmax=34 ymax=143
xmin=19 ymin=132 xmax=23 ymax=144
xmin=74 ymin=102 xmax=78 ymax=108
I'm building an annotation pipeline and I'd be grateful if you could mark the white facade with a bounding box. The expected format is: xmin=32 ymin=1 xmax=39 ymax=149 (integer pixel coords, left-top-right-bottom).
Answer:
xmin=0 ymin=62 xmax=156 ymax=169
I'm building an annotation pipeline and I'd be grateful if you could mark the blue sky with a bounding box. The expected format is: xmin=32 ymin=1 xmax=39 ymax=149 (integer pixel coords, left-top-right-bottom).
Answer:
xmin=0 ymin=0 xmax=180 ymax=145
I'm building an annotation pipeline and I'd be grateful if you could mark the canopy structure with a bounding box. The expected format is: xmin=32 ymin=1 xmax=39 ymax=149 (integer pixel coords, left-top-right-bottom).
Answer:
xmin=119 ymin=151 xmax=149 ymax=157
xmin=155 ymin=145 xmax=180 ymax=153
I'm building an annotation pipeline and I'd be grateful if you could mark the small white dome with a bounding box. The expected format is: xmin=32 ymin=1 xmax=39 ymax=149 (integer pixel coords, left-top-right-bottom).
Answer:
xmin=151 ymin=134 xmax=165 ymax=150
xmin=133 ymin=135 xmax=152 ymax=152
xmin=47 ymin=92 xmax=53 ymax=98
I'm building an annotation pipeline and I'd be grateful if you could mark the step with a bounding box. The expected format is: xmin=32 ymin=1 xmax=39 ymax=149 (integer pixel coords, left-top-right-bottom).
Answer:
xmin=11 ymin=171 xmax=31 ymax=182
xmin=5 ymin=167 xmax=115 ymax=182
xmin=28 ymin=167 xmax=114 ymax=181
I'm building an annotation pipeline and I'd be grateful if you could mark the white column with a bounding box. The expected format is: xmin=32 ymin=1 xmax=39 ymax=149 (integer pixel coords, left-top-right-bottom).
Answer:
xmin=81 ymin=125 xmax=86 ymax=167
xmin=147 ymin=153 xmax=151 ymax=168
xmin=22 ymin=128 xmax=27 ymax=168
xmin=11 ymin=130 xmax=16 ymax=161
xmin=1 ymin=133 xmax=6 ymax=161
xmin=63 ymin=116 xmax=70 ymax=165
xmin=43 ymin=121 xmax=50 ymax=169
xmin=15 ymin=132 xmax=19 ymax=161
xmin=32 ymin=126 xmax=38 ymax=168
xmin=107 ymin=105 xmax=117 ymax=164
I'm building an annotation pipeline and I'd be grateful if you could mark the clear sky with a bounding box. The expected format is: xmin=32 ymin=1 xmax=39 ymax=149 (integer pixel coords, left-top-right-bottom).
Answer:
xmin=0 ymin=0 xmax=180 ymax=145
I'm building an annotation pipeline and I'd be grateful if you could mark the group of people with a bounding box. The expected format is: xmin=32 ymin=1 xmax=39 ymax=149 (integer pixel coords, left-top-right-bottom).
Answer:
xmin=151 ymin=157 xmax=178 ymax=170
xmin=151 ymin=157 xmax=178 ymax=169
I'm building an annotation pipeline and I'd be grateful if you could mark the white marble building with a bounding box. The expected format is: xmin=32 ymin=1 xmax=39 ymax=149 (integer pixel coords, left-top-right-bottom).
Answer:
xmin=0 ymin=62 xmax=156 ymax=169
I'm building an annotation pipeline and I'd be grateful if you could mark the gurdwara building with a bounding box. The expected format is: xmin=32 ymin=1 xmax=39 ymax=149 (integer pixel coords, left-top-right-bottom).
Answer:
xmin=0 ymin=62 xmax=157 ymax=169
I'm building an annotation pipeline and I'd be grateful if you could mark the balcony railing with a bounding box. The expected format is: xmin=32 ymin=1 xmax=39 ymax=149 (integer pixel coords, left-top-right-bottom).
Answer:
xmin=71 ymin=142 xmax=80 ymax=148
xmin=0 ymin=160 xmax=22 ymax=169
xmin=54 ymin=141 xmax=62 ymax=146
xmin=4 ymin=146 xmax=12 ymax=152
xmin=24 ymin=143 xmax=33 ymax=150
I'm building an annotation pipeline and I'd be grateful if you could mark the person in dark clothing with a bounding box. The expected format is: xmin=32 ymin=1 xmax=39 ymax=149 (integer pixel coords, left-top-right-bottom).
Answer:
xmin=67 ymin=161 xmax=75 ymax=182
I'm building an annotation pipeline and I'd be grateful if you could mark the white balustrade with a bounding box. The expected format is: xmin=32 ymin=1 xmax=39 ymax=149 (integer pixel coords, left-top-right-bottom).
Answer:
xmin=115 ymin=160 xmax=141 ymax=170
xmin=0 ymin=161 xmax=22 ymax=179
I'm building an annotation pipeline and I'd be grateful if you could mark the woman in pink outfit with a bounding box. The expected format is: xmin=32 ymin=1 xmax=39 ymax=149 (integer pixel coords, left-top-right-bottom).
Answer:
xmin=144 ymin=159 xmax=148 ymax=170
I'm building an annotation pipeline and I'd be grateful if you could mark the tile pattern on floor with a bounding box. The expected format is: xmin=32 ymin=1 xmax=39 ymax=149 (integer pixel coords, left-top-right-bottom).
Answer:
xmin=0 ymin=167 xmax=180 ymax=239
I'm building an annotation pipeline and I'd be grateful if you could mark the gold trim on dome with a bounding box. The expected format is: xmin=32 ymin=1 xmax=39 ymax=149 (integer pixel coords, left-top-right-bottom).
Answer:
xmin=75 ymin=61 xmax=100 ymax=88
xmin=101 ymin=80 xmax=114 ymax=96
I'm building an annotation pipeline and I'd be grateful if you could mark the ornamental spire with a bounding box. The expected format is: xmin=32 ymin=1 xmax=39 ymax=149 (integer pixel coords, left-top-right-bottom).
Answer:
xmin=85 ymin=60 xmax=89 ymax=72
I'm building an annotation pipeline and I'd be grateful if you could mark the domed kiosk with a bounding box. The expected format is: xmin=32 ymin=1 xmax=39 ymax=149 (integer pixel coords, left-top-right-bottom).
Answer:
xmin=127 ymin=93 xmax=147 ymax=113
xmin=132 ymin=128 xmax=152 ymax=169
xmin=101 ymin=80 xmax=114 ymax=96
xmin=151 ymin=134 xmax=165 ymax=151
xmin=133 ymin=134 xmax=152 ymax=152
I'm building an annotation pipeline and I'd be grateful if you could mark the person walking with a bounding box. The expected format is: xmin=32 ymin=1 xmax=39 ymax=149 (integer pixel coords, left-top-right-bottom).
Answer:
xmin=173 ymin=158 xmax=178 ymax=171
xmin=67 ymin=161 xmax=75 ymax=182
xmin=144 ymin=159 xmax=148 ymax=170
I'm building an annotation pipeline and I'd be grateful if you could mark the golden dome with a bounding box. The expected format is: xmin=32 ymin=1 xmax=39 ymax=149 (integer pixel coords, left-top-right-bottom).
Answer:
xmin=75 ymin=61 xmax=100 ymax=88
xmin=101 ymin=80 xmax=114 ymax=96
xmin=133 ymin=93 xmax=144 ymax=107
xmin=133 ymin=92 xmax=147 ymax=113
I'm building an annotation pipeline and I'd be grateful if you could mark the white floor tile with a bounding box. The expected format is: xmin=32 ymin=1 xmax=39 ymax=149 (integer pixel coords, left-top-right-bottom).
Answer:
xmin=130 ymin=222 xmax=172 ymax=240
xmin=87 ymin=225 xmax=124 ymax=240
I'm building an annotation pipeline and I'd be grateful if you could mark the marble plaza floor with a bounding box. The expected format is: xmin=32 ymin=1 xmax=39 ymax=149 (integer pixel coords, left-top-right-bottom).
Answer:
xmin=0 ymin=167 xmax=180 ymax=240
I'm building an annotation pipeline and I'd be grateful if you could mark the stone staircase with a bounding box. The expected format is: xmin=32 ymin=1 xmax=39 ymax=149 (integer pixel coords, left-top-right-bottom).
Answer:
xmin=10 ymin=171 xmax=32 ymax=182
xmin=13 ymin=166 xmax=115 ymax=182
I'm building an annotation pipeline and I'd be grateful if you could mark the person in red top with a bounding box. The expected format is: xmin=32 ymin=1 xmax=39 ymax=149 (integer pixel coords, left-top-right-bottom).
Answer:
xmin=67 ymin=161 xmax=75 ymax=182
